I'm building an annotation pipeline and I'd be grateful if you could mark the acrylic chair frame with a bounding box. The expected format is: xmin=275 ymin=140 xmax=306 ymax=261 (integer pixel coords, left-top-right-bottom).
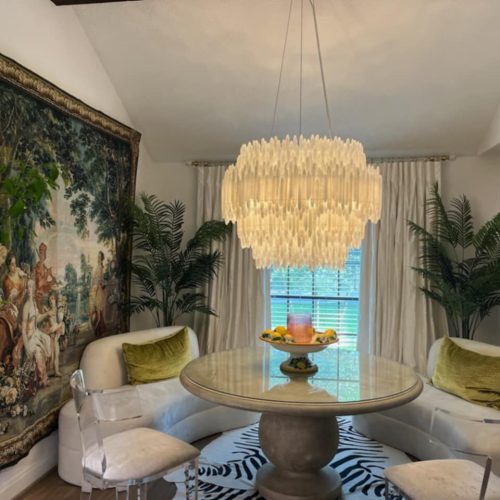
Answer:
xmin=70 ymin=369 xmax=199 ymax=500
xmin=384 ymin=407 xmax=500 ymax=500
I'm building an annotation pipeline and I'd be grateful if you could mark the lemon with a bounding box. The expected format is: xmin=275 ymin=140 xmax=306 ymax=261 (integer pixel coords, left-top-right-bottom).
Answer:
xmin=274 ymin=326 xmax=287 ymax=335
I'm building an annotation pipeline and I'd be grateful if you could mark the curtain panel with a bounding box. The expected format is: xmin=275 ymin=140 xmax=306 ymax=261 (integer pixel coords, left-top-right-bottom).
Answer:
xmin=193 ymin=165 xmax=270 ymax=354
xmin=358 ymin=160 xmax=447 ymax=374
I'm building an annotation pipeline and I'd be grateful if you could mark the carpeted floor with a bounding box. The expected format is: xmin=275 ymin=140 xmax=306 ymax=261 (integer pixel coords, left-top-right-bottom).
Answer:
xmin=167 ymin=417 xmax=408 ymax=499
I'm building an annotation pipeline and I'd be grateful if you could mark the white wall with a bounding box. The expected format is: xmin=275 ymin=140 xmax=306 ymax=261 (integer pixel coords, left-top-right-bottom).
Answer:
xmin=0 ymin=1 xmax=149 ymax=497
xmin=442 ymin=155 xmax=500 ymax=344
xmin=0 ymin=1 xmax=132 ymax=127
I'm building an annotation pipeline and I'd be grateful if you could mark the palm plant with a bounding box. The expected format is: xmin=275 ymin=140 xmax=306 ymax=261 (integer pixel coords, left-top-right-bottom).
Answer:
xmin=408 ymin=183 xmax=500 ymax=339
xmin=129 ymin=193 xmax=231 ymax=326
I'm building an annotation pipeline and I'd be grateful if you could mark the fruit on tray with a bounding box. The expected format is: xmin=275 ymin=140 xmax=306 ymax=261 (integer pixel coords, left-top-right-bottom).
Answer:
xmin=262 ymin=328 xmax=286 ymax=342
xmin=261 ymin=326 xmax=337 ymax=344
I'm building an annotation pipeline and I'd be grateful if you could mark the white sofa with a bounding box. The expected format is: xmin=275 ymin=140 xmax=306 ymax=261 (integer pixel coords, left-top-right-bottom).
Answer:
xmin=353 ymin=337 xmax=500 ymax=474
xmin=58 ymin=326 xmax=260 ymax=486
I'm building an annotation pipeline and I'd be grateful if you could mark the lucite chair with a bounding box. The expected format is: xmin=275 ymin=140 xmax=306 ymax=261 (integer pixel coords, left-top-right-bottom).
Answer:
xmin=384 ymin=407 xmax=500 ymax=500
xmin=70 ymin=369 xmax=199 ymax=499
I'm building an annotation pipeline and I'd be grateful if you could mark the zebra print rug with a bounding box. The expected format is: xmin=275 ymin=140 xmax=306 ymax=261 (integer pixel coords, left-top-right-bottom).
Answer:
xmin=167 ymin=417 xmax=408 ymax=499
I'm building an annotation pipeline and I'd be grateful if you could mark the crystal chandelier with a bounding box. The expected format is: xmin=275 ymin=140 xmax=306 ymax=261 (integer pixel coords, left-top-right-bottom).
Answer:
xmin=221 ymin=0 xmax=382 ymax=270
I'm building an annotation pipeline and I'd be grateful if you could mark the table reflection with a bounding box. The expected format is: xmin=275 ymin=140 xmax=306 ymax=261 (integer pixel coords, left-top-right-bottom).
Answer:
xmin=182 ymin=343 xmax=417 ymax=406
xmin=266 ymin=345 xmax=361 ymax=402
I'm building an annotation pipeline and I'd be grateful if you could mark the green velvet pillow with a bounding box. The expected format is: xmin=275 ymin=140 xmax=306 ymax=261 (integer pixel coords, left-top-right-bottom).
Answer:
xmin=122 ymin=327 xmax=191 ymax=385
xmin=431 ymin=336 xmax=500 ymax=410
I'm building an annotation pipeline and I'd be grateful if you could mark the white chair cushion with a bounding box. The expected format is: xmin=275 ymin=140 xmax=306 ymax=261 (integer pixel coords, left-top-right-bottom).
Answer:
xmin=85 ymin=427 xmax=199 ymax=482
xmin=386 ymin=459 xmax=500 ymax=500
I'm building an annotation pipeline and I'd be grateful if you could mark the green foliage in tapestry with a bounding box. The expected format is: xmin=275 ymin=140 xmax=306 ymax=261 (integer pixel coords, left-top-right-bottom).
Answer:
xmin=0 ymin=79 xmax=132 ymax=268
xmin=0 ymin=56 xmax=137 ymax=469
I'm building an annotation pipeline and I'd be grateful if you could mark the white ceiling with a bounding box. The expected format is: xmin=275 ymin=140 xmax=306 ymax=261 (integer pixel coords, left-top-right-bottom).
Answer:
xmin=75 ymin=0 xmax=500 ymax=161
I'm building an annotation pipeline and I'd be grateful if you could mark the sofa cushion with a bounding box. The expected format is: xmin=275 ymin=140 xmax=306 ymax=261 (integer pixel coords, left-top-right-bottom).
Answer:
xmin=122 ymin=327 xmax=191 ymax=384
xmin=80 ymin=327 xmax=199 ymax=389
xmin=431 ymin=337 xmax=500 ymax=410
xmin=427 ymin=337 xmax=500 ymax=379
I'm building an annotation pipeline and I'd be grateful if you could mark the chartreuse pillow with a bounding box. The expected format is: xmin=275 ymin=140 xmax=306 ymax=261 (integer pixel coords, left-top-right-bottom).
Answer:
xmin=122 ymin=327 xmax=191 ymax=385
xmin=431 ymin=336 xmax=500 ymax=410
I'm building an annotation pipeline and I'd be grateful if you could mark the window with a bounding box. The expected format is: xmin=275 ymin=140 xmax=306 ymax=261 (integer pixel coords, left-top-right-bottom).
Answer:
xmin=270 ymin=248 xmax=361 ymax=346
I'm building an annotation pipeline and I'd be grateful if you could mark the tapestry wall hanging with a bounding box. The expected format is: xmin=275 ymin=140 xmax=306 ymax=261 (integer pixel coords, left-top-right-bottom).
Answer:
xmin=0 ymin=53 xmax=140 ymax=467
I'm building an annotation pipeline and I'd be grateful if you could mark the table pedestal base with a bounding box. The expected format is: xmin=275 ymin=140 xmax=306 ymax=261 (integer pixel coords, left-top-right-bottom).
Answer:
xmin=257 ymin=464 xmax=341 ymax=500
xmin=257 ymin=412 xmax=341 ymax=500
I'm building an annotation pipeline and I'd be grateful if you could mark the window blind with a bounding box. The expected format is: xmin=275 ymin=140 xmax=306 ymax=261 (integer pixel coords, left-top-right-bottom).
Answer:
xmin=270 ymin=248 xmax=361 ymax=343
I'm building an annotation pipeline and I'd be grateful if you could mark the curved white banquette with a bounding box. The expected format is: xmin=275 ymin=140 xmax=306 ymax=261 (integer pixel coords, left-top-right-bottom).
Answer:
xmin=353 ymin=337 xmax=500 ymax=474
xmin=58 ymin=326 xmax=259 ymax=486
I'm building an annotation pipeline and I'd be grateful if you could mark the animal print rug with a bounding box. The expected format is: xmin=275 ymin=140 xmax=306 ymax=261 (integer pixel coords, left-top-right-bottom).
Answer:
xmin=166 ymin=417 xmax=408 ymax=499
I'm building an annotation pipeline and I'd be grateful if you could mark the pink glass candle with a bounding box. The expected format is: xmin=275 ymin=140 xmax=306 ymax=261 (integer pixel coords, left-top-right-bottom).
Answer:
xmin=287 ymin=313 xmax=313 ymax=343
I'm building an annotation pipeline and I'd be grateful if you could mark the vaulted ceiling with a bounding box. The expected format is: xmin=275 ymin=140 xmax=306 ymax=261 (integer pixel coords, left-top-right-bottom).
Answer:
xmin=74 ymin=0 xmax=500 ymax=161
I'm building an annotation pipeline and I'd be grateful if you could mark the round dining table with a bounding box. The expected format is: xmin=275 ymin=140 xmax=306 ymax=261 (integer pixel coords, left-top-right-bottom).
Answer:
xmin=180 ymin=343 xmax=423 ymax=500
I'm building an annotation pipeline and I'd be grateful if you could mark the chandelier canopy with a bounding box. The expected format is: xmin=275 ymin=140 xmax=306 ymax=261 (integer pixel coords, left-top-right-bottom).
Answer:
xmin=221 ymin=1 xmax=382 ymax=270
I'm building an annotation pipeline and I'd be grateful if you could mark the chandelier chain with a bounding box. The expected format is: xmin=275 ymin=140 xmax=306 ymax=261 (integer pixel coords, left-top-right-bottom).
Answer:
xmin=271 ymin=0 xmax=294 ymax=137
xmin=310 ymin=0 xmax=334 ymax=137
xmin=299 ymin=0 xmax=304 ymax=137
xmin=222 ymin=0 xmax=382 ymax=269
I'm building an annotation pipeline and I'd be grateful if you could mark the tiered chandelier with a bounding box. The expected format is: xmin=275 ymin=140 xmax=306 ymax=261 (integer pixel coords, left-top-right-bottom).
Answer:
xmin=221 ymin=0 xmax=382 ymax=270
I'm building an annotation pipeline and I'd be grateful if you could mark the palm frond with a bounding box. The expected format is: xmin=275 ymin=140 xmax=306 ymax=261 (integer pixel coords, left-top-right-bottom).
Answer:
xmin=129 ymin=193 xmax=230 ymax=326
xmin=409 ymin=221 xmax=458 ymax=286
xmin=473 ymin=213 xmax=500 ymax=257
xmin=479 ymin=293 xmax=500 ymax=320
xmin=175 ymin=251 xmax=224 ymax=292
xmin=131 ymin=261 xmax=157 ymax=296
xmin=408 ymin=183 xmax=500 ymax=339
xmin=174 ymin=292 xmax=213 ymax=316
xmin=186 ymin=220 xmax=232 ymax=252
xmin=425 ymin=182 xmax=458 ymax=245
xmin=127 ymin=296 xmax=162 ymax=315
xmin=448 ymin=195 xmax=474 ymax=249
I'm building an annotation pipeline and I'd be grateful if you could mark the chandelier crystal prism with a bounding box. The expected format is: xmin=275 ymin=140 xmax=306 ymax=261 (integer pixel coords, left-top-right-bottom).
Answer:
xmin=221 ymin=0 xmax=382 ymax=270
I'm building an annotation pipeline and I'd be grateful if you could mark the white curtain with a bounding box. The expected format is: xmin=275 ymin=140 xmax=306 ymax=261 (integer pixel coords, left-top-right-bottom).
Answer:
xmin=193 ymin=165 xmax=271 ymax=354
xmin=358 ymin=160 xmax=447 ymax=374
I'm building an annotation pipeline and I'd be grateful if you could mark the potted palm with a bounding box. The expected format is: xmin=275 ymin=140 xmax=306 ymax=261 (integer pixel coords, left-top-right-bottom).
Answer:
xmin=408 ymin=183 xmax=500 ymax=339
xmin=129 ymin=193 xmax=231 ymax=326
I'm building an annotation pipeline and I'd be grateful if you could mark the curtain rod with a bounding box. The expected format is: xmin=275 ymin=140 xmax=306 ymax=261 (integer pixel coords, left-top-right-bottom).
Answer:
xmin=189 ymin=155 xmax=454 ymax=167
xmin=188 ymin=160 xmax=234 ymax=167
xmin=368 ymin=154 xmax=454 ymax=163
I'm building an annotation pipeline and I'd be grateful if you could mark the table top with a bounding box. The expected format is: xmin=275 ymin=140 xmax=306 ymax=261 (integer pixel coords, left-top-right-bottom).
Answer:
xmin=180 ymin=344 xmax=423 ymax=416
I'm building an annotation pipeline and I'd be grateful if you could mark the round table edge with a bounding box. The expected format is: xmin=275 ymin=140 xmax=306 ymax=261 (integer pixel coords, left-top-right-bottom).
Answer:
xmin=180 ymin=370 xmax=424 ymax=417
